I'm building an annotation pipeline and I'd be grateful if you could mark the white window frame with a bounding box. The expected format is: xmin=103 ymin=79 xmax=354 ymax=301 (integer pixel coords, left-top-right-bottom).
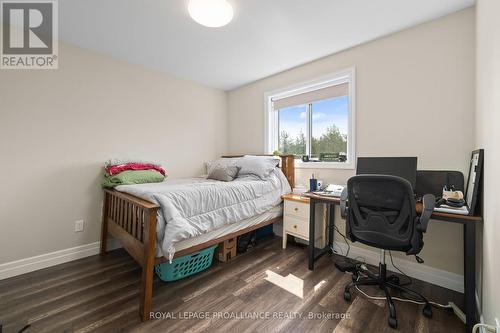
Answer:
xmin=264 ymin=67 xmax=356 ymax=170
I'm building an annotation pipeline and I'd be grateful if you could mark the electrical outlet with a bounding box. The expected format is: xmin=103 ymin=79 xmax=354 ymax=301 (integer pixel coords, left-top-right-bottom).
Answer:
xmin=74 ymin=220 xmax=85 ymax=232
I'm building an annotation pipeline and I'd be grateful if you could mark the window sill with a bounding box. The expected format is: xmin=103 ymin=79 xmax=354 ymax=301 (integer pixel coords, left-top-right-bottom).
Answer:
xmin=294 ymin=160 xmax=355 ymax=170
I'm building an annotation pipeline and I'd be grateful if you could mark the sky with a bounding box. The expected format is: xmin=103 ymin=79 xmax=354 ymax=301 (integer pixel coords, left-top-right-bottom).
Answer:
xmin=278 ymin=96 xmax=349 ymax=140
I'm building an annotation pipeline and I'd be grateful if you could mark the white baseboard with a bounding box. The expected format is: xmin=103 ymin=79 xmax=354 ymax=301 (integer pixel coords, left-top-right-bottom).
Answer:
xmin=0 ymin=239 xmax=122 ymax=280
xmin=332 ymin=242 xmax=464 ymax=293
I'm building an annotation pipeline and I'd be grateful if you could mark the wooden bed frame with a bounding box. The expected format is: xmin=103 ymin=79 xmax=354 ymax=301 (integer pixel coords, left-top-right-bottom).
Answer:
xmin=99 ymin=155 xmax=295 ymax=321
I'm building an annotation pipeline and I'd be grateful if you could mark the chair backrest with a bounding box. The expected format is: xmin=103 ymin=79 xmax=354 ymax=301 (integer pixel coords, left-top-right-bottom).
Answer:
xmin=345 ymin=174 xmax=423 ymax=255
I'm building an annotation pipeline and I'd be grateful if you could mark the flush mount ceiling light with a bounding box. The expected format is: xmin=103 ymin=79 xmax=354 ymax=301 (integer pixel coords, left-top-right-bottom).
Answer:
xmin=188 ymin=0 xmax=234 ymax=28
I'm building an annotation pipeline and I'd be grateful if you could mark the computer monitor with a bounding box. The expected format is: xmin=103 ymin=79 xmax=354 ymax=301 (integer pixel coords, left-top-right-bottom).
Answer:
xmin=356 ymin=157 xmax=418 ymax=189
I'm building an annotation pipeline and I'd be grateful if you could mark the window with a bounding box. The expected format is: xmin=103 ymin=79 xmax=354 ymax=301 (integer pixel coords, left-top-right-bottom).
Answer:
xmin=265 ymin=68 xmax=355 ymax=169
xmin=278 ymin=104 xmax=307 ymax=157
xmin=311 ymin=97 xmax=349 ymax=162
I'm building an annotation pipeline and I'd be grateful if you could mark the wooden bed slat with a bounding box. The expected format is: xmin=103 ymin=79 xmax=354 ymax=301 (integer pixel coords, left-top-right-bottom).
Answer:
xmin=114 ymin=196 xmax=118 ymax=222
xmin=123 ymin=201 xmax=127 ymax=230
xmin=108 ymin=194 xmax=112 ymax=219
xmin=119 ymin=199 xmax=124 ymax=227
xmin=130 ymin=203 xmax=134 ymax=234
xmin=135 ymin=206 xmax=139 ymax=239
xmin=110 ymin=195 xmax=114 ymax=220
xmin=113 ymin=196 xmax=117 ymax=220
xmin=127 ymin=202 xmax=131 ymax=233
xmin=132 ymin=205 xmax=137 ymax=238
xmin=138 ymin=208 xmax=143 ymax=242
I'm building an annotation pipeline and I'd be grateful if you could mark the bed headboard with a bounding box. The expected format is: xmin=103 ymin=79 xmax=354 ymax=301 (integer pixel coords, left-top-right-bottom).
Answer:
xmin=221 ymin=154 xmax=295 ymax=188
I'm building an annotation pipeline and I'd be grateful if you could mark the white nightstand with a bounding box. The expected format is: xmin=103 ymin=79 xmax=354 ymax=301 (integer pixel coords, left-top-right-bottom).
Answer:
xmin=282 ymin=194 xmax=326 ymax=249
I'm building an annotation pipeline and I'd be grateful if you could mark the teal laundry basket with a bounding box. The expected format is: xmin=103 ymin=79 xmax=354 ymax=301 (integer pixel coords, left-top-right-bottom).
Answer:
xmin=155 ymin=245 xmax=217 ymax=282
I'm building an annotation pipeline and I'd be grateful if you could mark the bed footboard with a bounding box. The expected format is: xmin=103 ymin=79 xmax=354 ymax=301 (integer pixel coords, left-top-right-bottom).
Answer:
xmin=101 ymin=189 xmax=159 ymax=321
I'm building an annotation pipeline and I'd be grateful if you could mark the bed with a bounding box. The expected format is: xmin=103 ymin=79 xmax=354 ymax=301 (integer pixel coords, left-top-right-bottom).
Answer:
xmin=99 ymin=155 xmax=295 ymax=321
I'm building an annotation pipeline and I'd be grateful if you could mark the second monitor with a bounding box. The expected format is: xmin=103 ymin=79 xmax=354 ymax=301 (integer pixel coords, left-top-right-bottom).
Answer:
xmin=356 ymin=157 xmax=418 ymax=189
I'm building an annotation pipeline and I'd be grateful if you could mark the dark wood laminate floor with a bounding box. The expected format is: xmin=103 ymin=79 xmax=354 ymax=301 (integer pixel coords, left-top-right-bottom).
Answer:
xmin=0 ymin=238 xmax=464 ymax=333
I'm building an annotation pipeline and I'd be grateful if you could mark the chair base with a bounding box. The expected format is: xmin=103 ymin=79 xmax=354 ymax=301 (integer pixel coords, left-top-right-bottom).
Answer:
xmin=342 ymin=261 xmax=432 ymax=329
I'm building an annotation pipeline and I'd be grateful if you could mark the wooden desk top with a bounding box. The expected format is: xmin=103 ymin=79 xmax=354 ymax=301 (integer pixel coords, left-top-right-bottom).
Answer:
xmin=281 ymin=193 xmax=310 ymax=204
xmin=301 ymin=192 xmax=341 ymax=203
xmin=282 ymin=193 xmax=482 ymax=224
xmin=415 ymin=202 xmax=482 ymax=223
xmin=282 ymin=193 xmax=341 ymax=204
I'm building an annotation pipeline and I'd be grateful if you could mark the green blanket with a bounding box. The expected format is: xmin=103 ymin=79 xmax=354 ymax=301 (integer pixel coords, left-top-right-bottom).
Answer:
xmin=102 ymin=170 xmax=165 ymax=188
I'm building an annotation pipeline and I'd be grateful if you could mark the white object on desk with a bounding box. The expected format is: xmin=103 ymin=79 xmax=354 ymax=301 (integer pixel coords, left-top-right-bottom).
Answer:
xmin=434 ymin=205 xmax=469 ymax=215
xmin=314 ymin=184 xmax=345 ymax=197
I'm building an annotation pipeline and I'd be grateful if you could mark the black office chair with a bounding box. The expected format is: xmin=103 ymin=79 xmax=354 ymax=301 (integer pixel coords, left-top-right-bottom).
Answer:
xmin=339 ymin=174 xmax=435 ymax=329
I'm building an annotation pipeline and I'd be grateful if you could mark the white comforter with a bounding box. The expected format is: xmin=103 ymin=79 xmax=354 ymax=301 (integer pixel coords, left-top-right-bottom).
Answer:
xmin=115 ymin=168 xmax=291 ymax=259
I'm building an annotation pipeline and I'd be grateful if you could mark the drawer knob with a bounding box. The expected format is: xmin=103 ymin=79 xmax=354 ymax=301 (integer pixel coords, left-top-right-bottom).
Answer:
xmin=294 ymin=207 xmax=299 ymax=212
xmin=293 ymin=224 xmax=297 ymax=229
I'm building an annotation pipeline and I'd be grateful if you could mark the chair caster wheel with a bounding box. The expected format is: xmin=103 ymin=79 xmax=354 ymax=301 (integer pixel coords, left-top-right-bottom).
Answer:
xmin=423 ymin=304 xmax=433 ymax=318
xmin=343 ymin=291 xmax=351 ymax=301
xmin=388 ymin=316 xmax=397 ymax=329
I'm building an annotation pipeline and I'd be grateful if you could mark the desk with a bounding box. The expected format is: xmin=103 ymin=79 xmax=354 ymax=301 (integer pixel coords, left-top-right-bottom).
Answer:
xmin=300 ymin=192 xmax=482 ymax=333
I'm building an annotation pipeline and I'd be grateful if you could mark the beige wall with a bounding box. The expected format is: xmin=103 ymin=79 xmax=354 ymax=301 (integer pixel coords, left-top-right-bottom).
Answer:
xmin=476 ymin=0 xmax=500 ymax=324
xmin=227 ymin=8 xmax=476 ymax=275
xmin=0 ymin=43 xmax=227 ymax=264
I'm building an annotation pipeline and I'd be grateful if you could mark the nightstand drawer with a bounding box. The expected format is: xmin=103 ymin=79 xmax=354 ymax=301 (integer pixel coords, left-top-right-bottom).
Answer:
xmin=284 ymin=215 xmax=309 ymax=239
xmin=284 ymin=200 xmax=310 ymax=220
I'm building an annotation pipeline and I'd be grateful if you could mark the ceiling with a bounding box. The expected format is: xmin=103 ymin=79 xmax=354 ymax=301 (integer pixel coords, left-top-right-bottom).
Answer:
xmin=59 ymin=0 xmax=475 ymax=91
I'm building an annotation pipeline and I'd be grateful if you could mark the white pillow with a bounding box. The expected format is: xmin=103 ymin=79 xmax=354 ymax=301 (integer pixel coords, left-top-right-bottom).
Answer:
xmin=237 ymin=155 xmax=279 ymax=179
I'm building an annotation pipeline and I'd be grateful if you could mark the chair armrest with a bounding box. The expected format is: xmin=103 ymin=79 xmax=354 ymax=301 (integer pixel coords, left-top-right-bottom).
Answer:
xmin=340 ymin=187 xmax=348 ymax=219
xmin=417 ymin=194 xmax=435 ymax=232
